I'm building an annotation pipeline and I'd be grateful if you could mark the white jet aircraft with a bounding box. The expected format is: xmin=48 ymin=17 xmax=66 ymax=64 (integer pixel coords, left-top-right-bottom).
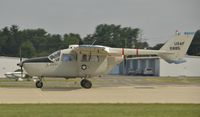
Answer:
xmin=18 ymin=35 xmax=193 ymax=89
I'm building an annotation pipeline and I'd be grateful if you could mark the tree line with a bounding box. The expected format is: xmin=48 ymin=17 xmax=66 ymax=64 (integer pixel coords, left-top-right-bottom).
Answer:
xmin=0 ymin=24 xmax=199 ymax=58
xmin=149 ymin=30 xmax=200 ymax=56
xmin=0 ymin=24 xmax=148 ymax=58
xmin=187 ymin=30 xmax=200 ymax=56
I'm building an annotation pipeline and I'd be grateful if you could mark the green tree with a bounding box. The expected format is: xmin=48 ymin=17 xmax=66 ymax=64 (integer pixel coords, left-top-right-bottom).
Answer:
xmin=21 ymin=41 xmax=35 ymax=58
xmin=135 ymin=41 xmax=149 ymax=49
xmin=83 ymin=24 xmax=140 ymax=48
xmin=150 ymin=43 xmax=164 ymax=50
xmin=0 ymin=24 xmax=145 ymax=58
xmin=187 ymin=30 xmax=200 ymax=56
xmin=0 ymin=27 xmax=10 ymax=55
xmin=45 ymin=34 xmax=62 ymax=53
xmin=21 ymin=29 xmax=47 ymax=50
xmin=0 ymin=25 xmax=21 ymax=56
xmin=62 ymin=33 xmax=82 ymax=48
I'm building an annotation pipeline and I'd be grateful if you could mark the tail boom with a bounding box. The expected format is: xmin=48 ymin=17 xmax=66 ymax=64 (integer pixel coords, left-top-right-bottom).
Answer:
xmin=108 ymin=35 xmax=193 ymax=64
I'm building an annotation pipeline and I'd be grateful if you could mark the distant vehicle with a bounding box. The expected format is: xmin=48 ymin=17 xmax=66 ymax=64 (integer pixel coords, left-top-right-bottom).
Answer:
xmin=4 ymin=69 xmax=30 ymax=81
xmin=143 ymin=67 xmax=154 ymax=76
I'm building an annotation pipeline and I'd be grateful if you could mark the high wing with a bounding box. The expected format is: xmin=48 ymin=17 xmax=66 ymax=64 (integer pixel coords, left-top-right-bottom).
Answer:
xmin=73 ymin=45 xmax=109 ymax=56
xmin=72 ymin=44 xmax=172 ymax=57
xmin=72 ymin=35 xmax=193 ymax=64
xmin=72 ymin=45 xmax=170 ymax=57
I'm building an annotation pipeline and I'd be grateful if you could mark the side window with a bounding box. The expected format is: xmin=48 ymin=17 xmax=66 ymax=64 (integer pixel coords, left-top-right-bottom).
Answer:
xmin=82 ymin=54 xmax=88 ymax=62
xmin=90 ymin=55 xmax=99 ymax=62
xmin=98 ymin=55 xmax=105 ymax=62
xmin=62 ymin=54 xmax=73 ymax=62
xmin=81 ymin=54 xmax=100 ymax=62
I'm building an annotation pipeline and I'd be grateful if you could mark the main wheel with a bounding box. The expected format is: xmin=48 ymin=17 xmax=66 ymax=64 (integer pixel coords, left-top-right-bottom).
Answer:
xmin=80 ymin=79 xmax=92 ymax=89
xmin=36 ymin=81 xmax=43 ymax=88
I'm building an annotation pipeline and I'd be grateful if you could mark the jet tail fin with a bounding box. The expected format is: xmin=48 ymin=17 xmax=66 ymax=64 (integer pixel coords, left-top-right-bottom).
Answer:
xmin=159 ymin=35 xmax=193 ymax=64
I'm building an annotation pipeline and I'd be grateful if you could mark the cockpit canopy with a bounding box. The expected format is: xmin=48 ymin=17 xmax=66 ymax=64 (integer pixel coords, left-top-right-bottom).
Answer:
xmin=48 ymin=50 xmax=61 ymax=62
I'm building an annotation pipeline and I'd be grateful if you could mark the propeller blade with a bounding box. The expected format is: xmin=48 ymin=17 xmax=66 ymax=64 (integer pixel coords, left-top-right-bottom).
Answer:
xmin=21 ymin=66 xmax=23 ymax=78
xmin=19 ymin=47 xmax=23 ymax=79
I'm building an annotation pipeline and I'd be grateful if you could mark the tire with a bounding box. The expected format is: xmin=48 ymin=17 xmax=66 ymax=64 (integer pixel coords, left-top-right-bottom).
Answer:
xmin=80 ymin=79 xmax=86 ymax=87
xmin=80 ymin=79 xmax=92 ymax=89
xmin=36 ymin=81 xmax=43 ymax=88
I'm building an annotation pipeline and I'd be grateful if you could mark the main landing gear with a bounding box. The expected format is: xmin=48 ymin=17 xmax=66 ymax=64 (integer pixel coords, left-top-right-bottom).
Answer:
xmin=35 ymin=78 xmax=43 ymax=88
xmin=80 ymin=79 xmax=92 ymax=89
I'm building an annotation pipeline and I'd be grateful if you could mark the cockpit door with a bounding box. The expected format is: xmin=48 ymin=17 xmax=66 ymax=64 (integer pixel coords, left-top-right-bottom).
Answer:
xmin=55 ymin=52 xmax=78 ymax=77
xmin=78 ymin=53 xmax=107 ymax=77
xmin=73 ymin=46 xmax=109 ymax=77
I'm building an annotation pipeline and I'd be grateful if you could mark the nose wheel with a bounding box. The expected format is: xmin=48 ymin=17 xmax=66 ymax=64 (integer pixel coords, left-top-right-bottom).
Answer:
xmin=36 ymin=80 xmax=43 ymax=88
xmin=80 ymin=79 xmax=92 ymax=89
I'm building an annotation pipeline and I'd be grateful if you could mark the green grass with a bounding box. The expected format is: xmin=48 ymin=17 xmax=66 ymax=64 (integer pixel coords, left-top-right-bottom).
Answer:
xmin=0 ymin=104 xmax=199 ymax=117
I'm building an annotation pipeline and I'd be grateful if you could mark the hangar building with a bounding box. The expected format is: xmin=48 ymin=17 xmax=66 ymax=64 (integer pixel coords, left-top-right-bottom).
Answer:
xmin=110 ymin=56 xmax=200 ymax=77
xmin=0 ymin=56 xmax=19 ymax=78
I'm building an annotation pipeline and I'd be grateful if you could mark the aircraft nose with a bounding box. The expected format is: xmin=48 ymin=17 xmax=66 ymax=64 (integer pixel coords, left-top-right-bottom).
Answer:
xmin=17 ymin=62 xmax=23 ymax=67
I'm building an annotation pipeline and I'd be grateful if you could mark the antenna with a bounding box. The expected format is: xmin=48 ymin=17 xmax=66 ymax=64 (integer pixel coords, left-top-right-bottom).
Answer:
xmin=91 ymin=40 xmax=96 ymax=45
xmin=88 ymin=40 xmax=96 ymax=61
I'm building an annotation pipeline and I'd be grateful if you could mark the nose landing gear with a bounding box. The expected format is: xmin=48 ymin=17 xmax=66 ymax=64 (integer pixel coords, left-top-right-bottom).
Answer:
xmin=80 ymin=79 xmax=92 ymax=89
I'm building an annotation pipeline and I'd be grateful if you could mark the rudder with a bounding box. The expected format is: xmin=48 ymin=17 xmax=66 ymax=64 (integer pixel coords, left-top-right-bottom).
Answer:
xmin=159 ymin=35 xmax=193 ymax=64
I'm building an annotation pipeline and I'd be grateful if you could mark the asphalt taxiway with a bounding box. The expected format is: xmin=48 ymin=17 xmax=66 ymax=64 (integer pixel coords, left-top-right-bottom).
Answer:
xmin=0 ymin=76 xmax=200 ymax=104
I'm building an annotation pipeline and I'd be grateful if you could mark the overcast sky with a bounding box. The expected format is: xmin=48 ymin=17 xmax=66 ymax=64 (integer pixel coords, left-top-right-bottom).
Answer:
xmin=0 ymin=0 xmax=199 ymax=46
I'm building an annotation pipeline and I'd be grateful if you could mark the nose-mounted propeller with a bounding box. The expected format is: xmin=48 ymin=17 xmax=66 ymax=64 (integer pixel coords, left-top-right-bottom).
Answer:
xmin=17 ymin=48 xmax=23 ymax=79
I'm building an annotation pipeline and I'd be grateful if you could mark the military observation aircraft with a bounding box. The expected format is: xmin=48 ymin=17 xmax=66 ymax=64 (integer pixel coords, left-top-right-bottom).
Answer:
xmin=18 ymin=35 xmax=193 ymax=89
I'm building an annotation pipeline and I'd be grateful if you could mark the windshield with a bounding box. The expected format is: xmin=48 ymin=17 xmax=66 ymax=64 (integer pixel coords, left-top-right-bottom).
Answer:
xmin=48 ymin=50 xmax=61 ymax=62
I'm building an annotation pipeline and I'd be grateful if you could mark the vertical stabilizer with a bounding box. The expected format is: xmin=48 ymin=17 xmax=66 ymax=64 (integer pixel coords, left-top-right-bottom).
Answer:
xmin=159 ymin=35 xmax=193 ymax=64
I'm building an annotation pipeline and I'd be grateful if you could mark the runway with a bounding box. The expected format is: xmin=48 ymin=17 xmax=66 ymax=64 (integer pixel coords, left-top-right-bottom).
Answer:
xmin=0 ymin=85 xmax=200 ymax=104
xmin=1 ymin=76 xmax=200 ymax=104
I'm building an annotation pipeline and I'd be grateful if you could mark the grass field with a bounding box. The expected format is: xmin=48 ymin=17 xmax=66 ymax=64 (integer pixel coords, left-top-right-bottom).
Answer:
xmin=0 ymin=104 xmax=199 ymax=117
